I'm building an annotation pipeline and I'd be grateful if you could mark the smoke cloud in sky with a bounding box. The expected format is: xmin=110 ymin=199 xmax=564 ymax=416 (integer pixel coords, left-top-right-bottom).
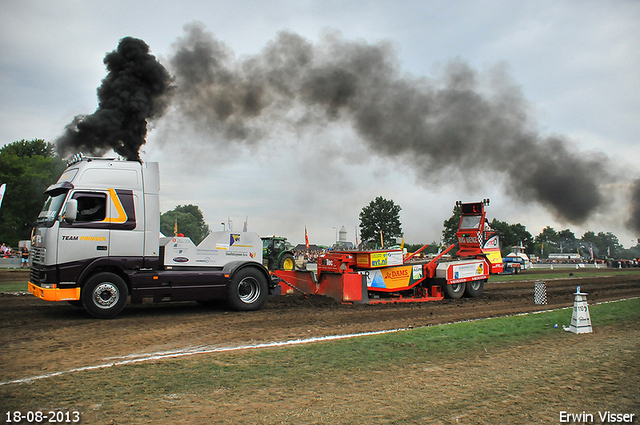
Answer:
xmin=56 ymin=37 xmax=173 ymax=161
xmin=627 ymin=177 xmax=640 ymax=234
xmin=166 ymin=23 xmax=614 ymax=225
xmin=54 ymin=23 xmax=639 ymax=231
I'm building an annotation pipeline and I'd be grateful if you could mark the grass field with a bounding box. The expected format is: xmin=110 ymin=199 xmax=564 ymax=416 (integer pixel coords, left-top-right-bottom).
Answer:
xmin=0 ymin=269 xmax=29 ymax=292
xmin=1 ymin=298 xmax=638 ymax=424
xmin=0 ymin=281 xmax=28 ymax=292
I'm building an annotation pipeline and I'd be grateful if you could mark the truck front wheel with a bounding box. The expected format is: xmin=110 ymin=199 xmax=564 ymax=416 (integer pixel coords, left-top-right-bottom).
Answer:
xmin=81 ymin=272 xmax=128 ymax=319
xmin=443 ymin=282 xmax=466 ymax=299
xmin=227 ymin=268 xmax=268 ymax=311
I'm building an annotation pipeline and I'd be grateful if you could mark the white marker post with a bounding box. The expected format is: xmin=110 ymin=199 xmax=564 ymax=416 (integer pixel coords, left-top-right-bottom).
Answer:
xmin=567 ymin=286 xmax=592 ymax=334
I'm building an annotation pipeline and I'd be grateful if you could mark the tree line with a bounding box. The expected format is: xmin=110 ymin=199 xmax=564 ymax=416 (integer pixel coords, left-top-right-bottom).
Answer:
xmin=0 ymin=139 xmax=210 ymax=247
xmin=441 ymin=204 xmax=638 ymax=260
xmin=0 ymin=140 xmax=66 ymax=246
xmin=1 ymin=140 xmax=636 ymax=260
xmin=360 ymin=198 xmax=639 ymax=260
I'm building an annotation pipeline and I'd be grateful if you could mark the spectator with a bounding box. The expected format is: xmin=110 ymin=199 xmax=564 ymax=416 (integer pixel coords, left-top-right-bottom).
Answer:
xmin=21 ymin=245 xmax=30 ymax=268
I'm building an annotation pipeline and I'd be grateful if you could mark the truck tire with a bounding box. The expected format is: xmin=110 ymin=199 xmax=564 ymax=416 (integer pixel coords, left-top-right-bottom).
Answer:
xmin=81 ymin=272 xmax=128 ymax=319
xmin=227 ymin=267 xmax=268 ymax=311
xmin=464 ymin=279 xmax=484 ymax=297
xmin=443 ymin=282 xmax=466 ymax=299
xmin=279 ymin=253 xmax=295 ymax=271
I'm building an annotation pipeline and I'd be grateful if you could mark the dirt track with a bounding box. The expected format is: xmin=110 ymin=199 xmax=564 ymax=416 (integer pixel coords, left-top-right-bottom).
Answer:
xmin=1 ymin=269 xmax=639 ymax=384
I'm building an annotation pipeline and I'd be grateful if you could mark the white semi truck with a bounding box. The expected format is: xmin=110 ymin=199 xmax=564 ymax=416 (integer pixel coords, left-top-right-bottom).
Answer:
xmin=28 ymin=155 xmax=272 ymax=318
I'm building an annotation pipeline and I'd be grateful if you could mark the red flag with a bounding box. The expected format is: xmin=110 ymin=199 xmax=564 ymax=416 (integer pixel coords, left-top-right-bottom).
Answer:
xmin=305 ymin=226 xmax=310 ymax=249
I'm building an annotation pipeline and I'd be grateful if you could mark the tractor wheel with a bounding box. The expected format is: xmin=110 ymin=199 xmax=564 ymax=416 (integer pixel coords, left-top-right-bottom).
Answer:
xmin=464 ymin=279 xmax=484 ymax=297
xmin=227 ymin=267 xmax=268 ymax=311
xmin=443 ymin=282 xmax=466 ymax=299
xmin=81 ymin=272 xmax=128 ymax=319
xmin=279 ymin=253 xmax=295 ymax=271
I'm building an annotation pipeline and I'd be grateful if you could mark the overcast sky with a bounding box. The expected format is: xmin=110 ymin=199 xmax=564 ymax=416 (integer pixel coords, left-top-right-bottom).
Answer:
xmin=1 ymin=0 xmax=639 ymax=247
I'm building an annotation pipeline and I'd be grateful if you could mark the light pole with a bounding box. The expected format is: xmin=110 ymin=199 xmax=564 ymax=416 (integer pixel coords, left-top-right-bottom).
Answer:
xmin=332 ymin=227 xmax=337 ymax=243
xmin=221 ymin=222 xmax=225 ymax=231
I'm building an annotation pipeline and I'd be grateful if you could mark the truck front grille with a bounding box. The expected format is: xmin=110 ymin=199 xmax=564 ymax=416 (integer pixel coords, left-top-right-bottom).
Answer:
xmin=31 ymin=247 xmax=45 ymax=264
xmin=30 ymin=267 xmax=41 ymax=285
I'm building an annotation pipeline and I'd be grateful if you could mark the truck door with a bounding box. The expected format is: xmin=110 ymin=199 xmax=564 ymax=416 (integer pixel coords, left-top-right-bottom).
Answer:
xmin=104 ymin=189 xmax=142 ymax=258
xmin=58 ymin=191 xmax=110 ymax=265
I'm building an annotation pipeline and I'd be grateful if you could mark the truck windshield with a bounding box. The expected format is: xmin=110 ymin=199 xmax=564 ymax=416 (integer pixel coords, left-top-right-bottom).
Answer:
xmin=37 ymin=191 xmax=67 ymax=227
xmin=459 ymin=215 xmax=482 ymax=229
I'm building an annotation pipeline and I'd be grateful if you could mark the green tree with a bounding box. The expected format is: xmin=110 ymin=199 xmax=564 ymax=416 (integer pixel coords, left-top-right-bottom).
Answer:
xmin=489 ymin=219 xmax=533 ymax=255
xmin=0 ymin=139 xmax=66 ymax=246
xmin=160 ymin=204 xmax=210 ymax=245
xmin=596 ymin=231 xmax=622 ymax=258
xmin=442 ymin=205 xmax=461 ymax=245
xmin=535 ymin=226 xmax=559 ymax=245
xmin=581 ymin=231 xmax=603 ymax=258
xmin=534 ymin=226 xmax=559 ymax=257
xmin=510 ymin=223 xmax=533 ymax=250
xmin=359 ymin=197 xmax=402 ymax=248
xmin=557 ymin=229 xmax=577 ymax=253
xmin=0 ymin=139 xmax=55 ymax=157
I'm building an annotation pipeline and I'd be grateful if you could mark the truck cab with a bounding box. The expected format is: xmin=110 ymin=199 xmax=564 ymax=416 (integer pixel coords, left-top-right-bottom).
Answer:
xmin=28 ymin=155 xmax=270 ymax=318
xmin=455 ymin=199 xmax=504 ymax=274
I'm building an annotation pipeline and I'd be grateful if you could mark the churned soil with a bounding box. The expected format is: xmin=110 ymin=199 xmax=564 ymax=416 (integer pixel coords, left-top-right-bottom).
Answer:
xmin=1 ymin=268 xmax=639 ymax=423
xmin=1 ymin=268 xmax=639 ymax=385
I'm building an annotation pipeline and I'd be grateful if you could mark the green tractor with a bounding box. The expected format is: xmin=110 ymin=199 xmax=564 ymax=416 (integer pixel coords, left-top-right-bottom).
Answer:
xmin=261 ymin=236 xmax=296 ymax=271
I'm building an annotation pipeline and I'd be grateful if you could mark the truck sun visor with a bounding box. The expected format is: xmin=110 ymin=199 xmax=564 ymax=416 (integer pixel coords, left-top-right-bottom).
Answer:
xmin=45 ymin=181 xmax=74 ymax=195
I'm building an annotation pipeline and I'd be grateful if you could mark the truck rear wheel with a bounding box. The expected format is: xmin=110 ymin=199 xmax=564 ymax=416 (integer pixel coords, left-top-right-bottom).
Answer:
xmin=81 ymin=272 xmax=128 ymax=319
xmin=279 ymin=253 xmax=295 ymax=271
xmin=443 ymin=282 xmax=466 ymax=299
xmin=464 ymin=279 xmax=484 ymax=297
xmin=227 ymin=268 xmax=268 ymax=311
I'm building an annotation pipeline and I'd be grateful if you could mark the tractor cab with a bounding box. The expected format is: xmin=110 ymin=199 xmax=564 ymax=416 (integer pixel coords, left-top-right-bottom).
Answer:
xmin=261 ymin=236 xmax=296 ymax=271
xmin=455 ymin=199 xmax=503 ymax=274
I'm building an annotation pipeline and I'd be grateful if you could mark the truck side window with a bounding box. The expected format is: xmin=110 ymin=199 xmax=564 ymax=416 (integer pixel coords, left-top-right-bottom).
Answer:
xmin=73 ymin=193 xmax=107 ymax=222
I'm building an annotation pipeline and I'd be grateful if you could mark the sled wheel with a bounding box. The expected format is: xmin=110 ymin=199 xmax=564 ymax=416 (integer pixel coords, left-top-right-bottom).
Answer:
xmin=464 ymin=279 xmax=484 ymax=297
xmin=444 ymin=282 xmax=466 ymax=299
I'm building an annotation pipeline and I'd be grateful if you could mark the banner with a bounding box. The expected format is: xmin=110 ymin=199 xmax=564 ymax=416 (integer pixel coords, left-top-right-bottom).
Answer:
xmin=0 ymin=183 xmax=5 ymax=211
xmin=305 ymin=226 xmax=310 ymax=249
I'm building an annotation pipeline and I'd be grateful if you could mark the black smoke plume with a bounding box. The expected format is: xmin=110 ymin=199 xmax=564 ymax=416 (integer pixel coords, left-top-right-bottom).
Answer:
xmin=55 ymin=25 xmax=629 ymax=228
xmin=56 ymin=37 xmax=173 ymax=161
xmin=627 ymin=178 xmax=640 ymax=234
xmin=166 ymin=23 xmax=611 ymax=224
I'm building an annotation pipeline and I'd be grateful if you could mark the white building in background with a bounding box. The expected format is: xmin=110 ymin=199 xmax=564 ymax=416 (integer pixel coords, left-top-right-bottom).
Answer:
xmin=333 ymin=225 xmax=354 ymax=250
xmin=339 ymin=226 xmax=347 ymax=242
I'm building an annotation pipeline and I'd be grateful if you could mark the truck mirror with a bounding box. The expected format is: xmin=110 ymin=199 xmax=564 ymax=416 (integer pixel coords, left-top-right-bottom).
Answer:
xmin=64 ymin=199 xmax=78 ymax=223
